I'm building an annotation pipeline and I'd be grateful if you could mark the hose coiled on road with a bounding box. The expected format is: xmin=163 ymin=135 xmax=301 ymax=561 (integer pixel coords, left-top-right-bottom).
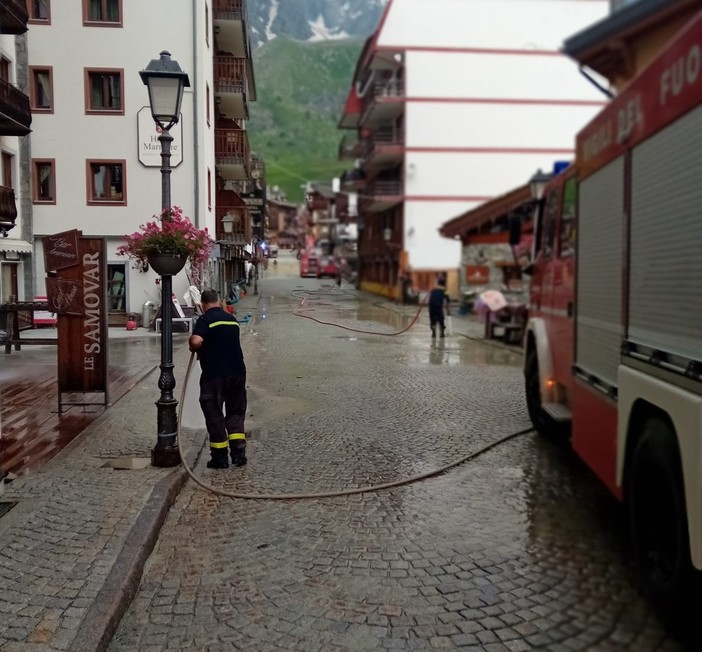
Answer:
xmin=177 ymin=354 xmax=533 ymax=501
xmin=176 ymin=283 xmax=532 ymax=499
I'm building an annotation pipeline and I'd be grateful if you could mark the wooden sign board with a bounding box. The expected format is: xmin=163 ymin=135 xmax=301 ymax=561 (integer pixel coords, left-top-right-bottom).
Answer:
xmin=42 ymin=229 xmax=80 ymax=272
xmin=56 ymin=238 xmax=108 ymax=402
xmin=465 ymin=265 xmax=490 ymax=285
xmin=46 ymin=277 xmax=84 ymax=316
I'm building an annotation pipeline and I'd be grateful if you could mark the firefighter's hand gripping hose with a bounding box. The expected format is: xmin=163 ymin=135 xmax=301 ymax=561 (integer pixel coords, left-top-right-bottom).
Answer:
xmin=176 ymin=353 xmax=534 ymax=501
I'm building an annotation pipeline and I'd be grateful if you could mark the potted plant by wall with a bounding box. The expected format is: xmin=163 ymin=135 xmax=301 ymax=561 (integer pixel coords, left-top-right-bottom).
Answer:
xmin=117 ymin=206 xmax=213 ymax=284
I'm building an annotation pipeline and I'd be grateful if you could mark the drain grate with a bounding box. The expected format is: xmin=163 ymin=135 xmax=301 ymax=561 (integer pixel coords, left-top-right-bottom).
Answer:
xmin=0 ymin=502 xmax=18 ymax=519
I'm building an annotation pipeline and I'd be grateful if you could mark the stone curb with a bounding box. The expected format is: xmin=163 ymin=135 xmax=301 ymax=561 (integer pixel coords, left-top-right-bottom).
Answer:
xmin=67 ymin=464 xmax=189 ymax=652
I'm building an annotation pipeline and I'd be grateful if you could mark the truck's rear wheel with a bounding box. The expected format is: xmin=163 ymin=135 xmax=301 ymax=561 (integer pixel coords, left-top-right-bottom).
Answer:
xmin=628 ymin=418 xmax=699 ymax=612
xmin=524 ymin=347 xmax=565 ymax=440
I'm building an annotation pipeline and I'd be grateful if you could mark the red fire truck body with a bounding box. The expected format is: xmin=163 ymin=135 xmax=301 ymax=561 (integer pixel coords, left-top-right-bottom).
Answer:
xmin=525 ymin=14 xmax=702 ymax=602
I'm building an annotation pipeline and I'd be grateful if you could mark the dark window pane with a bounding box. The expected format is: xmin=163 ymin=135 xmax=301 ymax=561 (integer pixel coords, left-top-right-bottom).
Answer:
xmin=35 ymin=71 xmax=51 ymax=108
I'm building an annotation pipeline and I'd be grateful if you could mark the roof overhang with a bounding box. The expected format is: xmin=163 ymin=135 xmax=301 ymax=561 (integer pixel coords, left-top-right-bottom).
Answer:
xmin=563 ymin=0 xmax=699 ymax=80
xmin=440 ymin=185 xmax=533 ymax=239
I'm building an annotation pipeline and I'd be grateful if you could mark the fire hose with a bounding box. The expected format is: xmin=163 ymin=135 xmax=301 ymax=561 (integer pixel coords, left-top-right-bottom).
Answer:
xmin=175 ymin=288 xmax=533 ymax=500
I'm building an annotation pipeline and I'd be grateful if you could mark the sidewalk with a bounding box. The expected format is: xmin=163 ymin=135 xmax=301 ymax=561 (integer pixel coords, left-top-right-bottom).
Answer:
xmin=0 ymin=292 xmax=260 ymax=652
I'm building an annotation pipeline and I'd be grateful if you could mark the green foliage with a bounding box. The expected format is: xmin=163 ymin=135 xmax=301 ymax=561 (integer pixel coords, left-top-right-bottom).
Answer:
xmin=248 ymin=37 xmax=363 ymax=203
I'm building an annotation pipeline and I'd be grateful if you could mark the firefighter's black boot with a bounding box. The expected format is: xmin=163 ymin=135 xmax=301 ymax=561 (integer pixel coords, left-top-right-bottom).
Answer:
xmin=230 ymin=443 xmax=247 ymax=467
xmin=207 ymin=447 xmax=229 ymax=469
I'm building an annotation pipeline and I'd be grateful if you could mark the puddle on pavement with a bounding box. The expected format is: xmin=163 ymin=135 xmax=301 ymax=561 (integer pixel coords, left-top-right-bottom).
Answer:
xmin=400 ymin=338 xmax=521 ymax=367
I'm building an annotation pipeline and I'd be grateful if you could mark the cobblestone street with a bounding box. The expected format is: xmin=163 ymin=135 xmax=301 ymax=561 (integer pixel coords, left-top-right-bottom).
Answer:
xmin=109 ymin=274 xmax=691 ymax=651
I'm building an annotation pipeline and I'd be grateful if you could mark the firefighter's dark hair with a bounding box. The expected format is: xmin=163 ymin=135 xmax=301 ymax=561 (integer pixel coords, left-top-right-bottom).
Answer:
xmin=201 ymin=289 xmax=219 ymax=305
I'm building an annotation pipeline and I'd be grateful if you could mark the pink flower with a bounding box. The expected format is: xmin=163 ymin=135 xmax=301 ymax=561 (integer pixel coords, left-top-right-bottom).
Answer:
xmin=117 ymin=206 xmax=213 ymax=285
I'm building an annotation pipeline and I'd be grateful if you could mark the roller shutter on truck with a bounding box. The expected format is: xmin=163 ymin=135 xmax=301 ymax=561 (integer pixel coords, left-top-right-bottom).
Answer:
xmin=576 ymin=157 xmax=624 ymax=389
xmin=629 ymin=106 xmax=702 ymax=362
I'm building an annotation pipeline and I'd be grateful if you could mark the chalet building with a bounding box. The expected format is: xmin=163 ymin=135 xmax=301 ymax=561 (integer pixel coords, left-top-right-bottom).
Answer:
xmin=0 ymin=1 xmax=32 ymax=305
xmin=564 ymin=0 xmax=699 ymax=92
xmin=338 ymin=0 xmax=608 ymax=301
xmin=25 ymin=0 xmax=257 ymax=325
xmin=440 ymin=178 xmax=539 ymax=302
xmin=266 ymin=197 xmax=298 ymax=249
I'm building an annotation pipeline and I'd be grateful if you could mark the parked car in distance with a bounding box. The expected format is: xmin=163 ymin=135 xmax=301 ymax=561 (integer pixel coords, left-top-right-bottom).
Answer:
xmin=300 ymin=251 xmax=319 ymax=277
xmin=317 ymin=256 xmax=339 ymax=279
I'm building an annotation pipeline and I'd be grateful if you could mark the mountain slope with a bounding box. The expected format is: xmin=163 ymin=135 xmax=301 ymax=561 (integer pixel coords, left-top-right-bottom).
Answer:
xmin=248 ymin=0 xmax=387 ymax=47
xmin=248 ymin=37 xmax=363 ymax=202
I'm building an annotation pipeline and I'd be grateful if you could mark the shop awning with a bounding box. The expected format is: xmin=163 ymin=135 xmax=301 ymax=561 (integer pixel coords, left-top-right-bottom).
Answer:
xmin=0 ymin=238 xmax=33 ymax=253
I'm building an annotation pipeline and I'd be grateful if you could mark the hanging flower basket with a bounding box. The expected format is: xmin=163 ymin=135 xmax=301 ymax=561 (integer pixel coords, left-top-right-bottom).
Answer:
xmin=147 ymin=252 xmax=188 ymax=276
xmin=117 ymin=206 xmax=213 ymax=284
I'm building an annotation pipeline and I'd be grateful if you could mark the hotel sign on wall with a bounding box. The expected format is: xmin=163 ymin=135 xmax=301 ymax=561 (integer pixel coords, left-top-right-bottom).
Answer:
xmin=137 ymin=106 xmax=183 ymax=167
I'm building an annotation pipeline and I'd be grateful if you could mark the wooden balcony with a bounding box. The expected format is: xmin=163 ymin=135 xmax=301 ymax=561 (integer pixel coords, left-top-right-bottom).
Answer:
xmin=0 ymin=185 xmax=18 ymax=233
xmin=213 ymin=0 xmax=247 ymax=57
xmin=362 ymin=128 xmax=404 ymax=170
xmin=361 ymin=179 xmax=403 ymax=213
xmin=215 ymin=204 xmax=251 ymax=246
xmin=340 ymin=168 xmax=366 ymax=192
xmin=214 ymin=55 xmax=248 ymax=119
xmin=0 ymin=0 xmax=29 ymax=34
xmin=0 ymin=78 xmax=31 ymax=136
xmin=215 ymin=128 xmax=250 ymax=180
xmin=360 ymin=76 xmax=405 ymax=128
xmin=338 ymin=133 xmax=362 ymax=161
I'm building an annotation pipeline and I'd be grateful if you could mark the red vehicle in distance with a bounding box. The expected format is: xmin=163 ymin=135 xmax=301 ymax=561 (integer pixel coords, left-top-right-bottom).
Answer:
xmin=299 ymin=250 xmax=319 ymax=278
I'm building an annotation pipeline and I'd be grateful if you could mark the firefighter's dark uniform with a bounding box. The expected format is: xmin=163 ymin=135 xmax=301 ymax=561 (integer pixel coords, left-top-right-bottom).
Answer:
xmin=428 ymin=284 xmax=450 ymax=338
xmin=192 ymin=305 xmax=247 ymax=468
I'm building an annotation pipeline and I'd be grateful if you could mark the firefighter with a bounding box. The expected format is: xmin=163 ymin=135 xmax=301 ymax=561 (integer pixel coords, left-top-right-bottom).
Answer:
xmin=428 ymin=276 xmax=450 ymax=338
xmin=188 ymin=289 xmax=247 ymax=469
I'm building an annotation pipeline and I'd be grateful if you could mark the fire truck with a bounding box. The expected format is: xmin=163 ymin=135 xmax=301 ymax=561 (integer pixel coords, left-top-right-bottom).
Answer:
xmin=524 ymin=15 xmax=702 ymax=608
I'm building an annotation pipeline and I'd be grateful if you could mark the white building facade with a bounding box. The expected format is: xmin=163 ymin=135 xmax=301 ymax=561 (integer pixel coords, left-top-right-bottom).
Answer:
xmin=26 ymin=0 xmax=214 ymax=323
xmin=339 ymin=0 xmax=609 ymax=299
xmin=25 ymin=0 xmax=256 ymax=326
xmin=0 ymin=22 xmax=32 ymax=305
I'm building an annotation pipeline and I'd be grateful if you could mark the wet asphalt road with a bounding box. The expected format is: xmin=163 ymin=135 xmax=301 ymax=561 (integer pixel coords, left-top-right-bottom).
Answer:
xmin=109 ymin=265 xmax=694 ymax=651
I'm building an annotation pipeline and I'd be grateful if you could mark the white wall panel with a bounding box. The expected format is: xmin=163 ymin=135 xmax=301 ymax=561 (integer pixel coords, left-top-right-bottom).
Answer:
xmin=404 ymin=200 xmax=463 ymax=270
xmin=405 ymin=102 xmax=596 ymax=150
xmin=379 ymin=0 xmax=608 ymax=51
xmin=404 ymin=152 xmax=568 ymax=199
xmin=406 ymin=51 xmax=603 ymax=102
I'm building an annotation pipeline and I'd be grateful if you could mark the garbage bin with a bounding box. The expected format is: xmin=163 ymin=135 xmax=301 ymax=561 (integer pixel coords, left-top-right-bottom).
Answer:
xmin=142 ymin=300 xmax=157 ymax=330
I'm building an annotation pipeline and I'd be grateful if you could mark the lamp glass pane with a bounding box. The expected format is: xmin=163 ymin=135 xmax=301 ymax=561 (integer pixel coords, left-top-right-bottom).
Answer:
xmin=147 ymin=77 xmax=182 ymax=124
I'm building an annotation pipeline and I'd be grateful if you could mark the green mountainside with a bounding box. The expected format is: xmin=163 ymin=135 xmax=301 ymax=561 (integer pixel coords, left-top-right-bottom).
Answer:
xmin=248 ymin=37 xmax=364 ymax=203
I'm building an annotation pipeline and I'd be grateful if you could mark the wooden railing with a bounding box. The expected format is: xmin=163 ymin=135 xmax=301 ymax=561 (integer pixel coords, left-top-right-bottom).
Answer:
xmin=362 ymin=128 xmax=404 ymax=158
xmin=0 ymin=185 xmax=18 ymax=229
xmin=365 ymin=180 xmax=403 ymax=197
xmin=214 ymin=55 xmax=247 ymax=93
xmin=0 ymin=78 xmax=31 ymax=134
xmin=338 ymin=134 xmax=362 ymax=160
xmin=212 ymin=0 xmax=244 ymax=19
xmin=214 ymin=128 xmax=250 ymax=162
xmin=216 ymin=205 xmax=251 ymax=244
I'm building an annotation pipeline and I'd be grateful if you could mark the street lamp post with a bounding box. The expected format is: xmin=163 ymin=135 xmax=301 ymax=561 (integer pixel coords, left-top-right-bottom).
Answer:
xmin=140 ymin=51 xmax=191 ymax=468
xmin=253 ymin=237 xmax=259 ymax=296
